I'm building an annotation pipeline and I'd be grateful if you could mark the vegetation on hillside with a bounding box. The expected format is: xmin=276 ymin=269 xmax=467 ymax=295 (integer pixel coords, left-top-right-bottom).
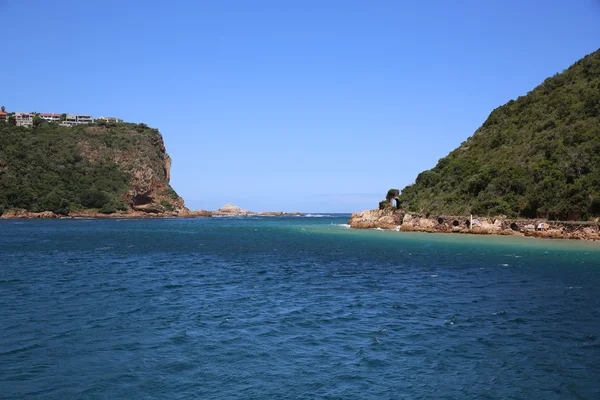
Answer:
xmin=0 ymin=120 xmax=179 ymax=215
xmin=395 ymin=48 xmax=600 ymax=220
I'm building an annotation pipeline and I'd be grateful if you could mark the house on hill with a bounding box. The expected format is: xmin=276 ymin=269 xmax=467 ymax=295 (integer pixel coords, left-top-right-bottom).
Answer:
xmin=97 ymin=116 xmax=123 ymax=123
xmin=14 ymin=112 xmax=34 ymax=127
xmin=60 ymin=114 xmax=94 ymax=126
xmin=0 ymin=111 xmax=7 ymax=122
xmin=39 ymin=113 xmax=61 ymax=123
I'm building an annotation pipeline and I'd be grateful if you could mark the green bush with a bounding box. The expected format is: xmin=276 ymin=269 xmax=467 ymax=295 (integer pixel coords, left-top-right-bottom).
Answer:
xmin=80 ymin=190 xmax=110 ymax=209
xmin=39 ymin=189 xmax=71 ymax=215
xmin=160 ymin=200 xmax=175 ymax=211
xmin=162 ymin=187 xmax=179 ymax=200
xmin=99 ymin=203 xmax=116 ymax=214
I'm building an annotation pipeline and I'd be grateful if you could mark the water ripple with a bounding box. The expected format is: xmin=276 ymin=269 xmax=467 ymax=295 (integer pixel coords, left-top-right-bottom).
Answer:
xmin=1 ymin=217 xmax=599 ymax=399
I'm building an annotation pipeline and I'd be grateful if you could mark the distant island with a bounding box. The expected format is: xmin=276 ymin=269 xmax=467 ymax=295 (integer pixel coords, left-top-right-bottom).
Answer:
xmin=350 ymin=48 xmax=600 ymax=240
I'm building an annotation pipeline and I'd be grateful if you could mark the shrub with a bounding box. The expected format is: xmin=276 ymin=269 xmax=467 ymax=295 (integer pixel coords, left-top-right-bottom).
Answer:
xmin=40 ymin=190 xmax=71 ymax=215
xmin=160 ymin=200 xmax=175 ymax=211
xmin=80 ymin=190 xmax=110 ymax=209
xmin=162 ymin=187 xmax=179 ymax=200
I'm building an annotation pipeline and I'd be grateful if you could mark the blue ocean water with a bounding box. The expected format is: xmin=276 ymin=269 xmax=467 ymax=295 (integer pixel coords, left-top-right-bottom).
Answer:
xmin=1 ymin=216 xmax=599 ymax=399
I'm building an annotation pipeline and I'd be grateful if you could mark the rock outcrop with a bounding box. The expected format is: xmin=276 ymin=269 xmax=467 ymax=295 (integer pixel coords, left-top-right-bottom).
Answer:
xmin=210 ymin=204 xmax=305 ymax=217
xmin=0 ymin=209 xmax=59 ymax=219
xmin=213 ymin=203 xmax=253 ymax=216
xmin=256 ymin=211 xmax=284 ymax=216
xmin=346 ymin=209 xmax=402 ymax=229
xmin=348 ymin=209 xmax=600 ymax=241
xmin=186 ymin=209 xmax=213 ymax=217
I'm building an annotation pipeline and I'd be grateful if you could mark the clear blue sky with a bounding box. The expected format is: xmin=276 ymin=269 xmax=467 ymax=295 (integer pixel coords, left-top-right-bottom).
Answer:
xmin=1 ymin=1 xmax=599 ymax=212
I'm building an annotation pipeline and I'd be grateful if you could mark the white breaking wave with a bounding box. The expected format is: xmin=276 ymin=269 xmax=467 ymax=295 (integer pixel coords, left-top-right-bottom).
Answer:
xmin=305 ymin=214 xmax=332 ymax=218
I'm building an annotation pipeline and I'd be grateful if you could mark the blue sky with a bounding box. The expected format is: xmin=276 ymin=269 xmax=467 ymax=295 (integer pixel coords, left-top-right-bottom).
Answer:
xmin=1 ymin=0 xmax=599 ymax=212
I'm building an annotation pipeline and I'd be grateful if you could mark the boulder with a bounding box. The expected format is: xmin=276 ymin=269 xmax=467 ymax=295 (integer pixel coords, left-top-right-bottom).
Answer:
xmin=133 ymin=203 xmax=165 ymax=214
xmin=214 ymin=203 xmax=252 ymax=215
xmin=257 ymin=211 xmax=284 ymax=216
xmin=0 ymin=209 xmax=60 ymax=219
xmin=348 ymin=209 xmax=402 ymax=229
xmin=35 ymin=211 xmax=59 ymax=219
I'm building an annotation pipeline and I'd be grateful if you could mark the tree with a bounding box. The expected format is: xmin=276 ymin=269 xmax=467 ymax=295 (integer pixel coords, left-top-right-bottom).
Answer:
xmin=33 ymin=115 xmax=43 ymax=127
xmin=60 ymin=113 xmax=67 ymax=121
xmin=79 ymin=189 xmax=110 ymax=209
xmin=39 ymin=189 xmax=71 ymax=215
xmin=7 ymin=115 xmax=16 ymax=126
xmin=1 ymin=106 xmax=5 ymax=112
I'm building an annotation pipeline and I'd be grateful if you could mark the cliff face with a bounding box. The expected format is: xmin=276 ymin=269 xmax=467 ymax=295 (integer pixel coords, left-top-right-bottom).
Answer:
xmin=396 ymin=48 xmax=600 ymax=220
xmin=79 ymin=125 xmax=187 ymax=214
xmin=0 ymin=121 xmax=188 ymax=216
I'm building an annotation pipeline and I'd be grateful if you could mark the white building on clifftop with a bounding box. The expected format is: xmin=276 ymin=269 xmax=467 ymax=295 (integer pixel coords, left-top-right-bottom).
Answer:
xmin=39 ymin=113 xmax=61 ymax=123
xmin=14 ymin=112 xmax=34 ymax=127
xmin=60 ymin=114 xmax=94 ymax=126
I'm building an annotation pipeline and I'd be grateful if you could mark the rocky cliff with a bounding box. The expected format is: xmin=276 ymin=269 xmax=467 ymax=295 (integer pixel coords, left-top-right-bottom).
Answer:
xmin=0 ymin=121 xmax=189 ymax=217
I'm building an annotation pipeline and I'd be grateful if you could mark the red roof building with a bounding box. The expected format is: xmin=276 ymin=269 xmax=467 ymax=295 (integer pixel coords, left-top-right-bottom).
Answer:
xmin=39 ymin=113 xmax=62 ymax=122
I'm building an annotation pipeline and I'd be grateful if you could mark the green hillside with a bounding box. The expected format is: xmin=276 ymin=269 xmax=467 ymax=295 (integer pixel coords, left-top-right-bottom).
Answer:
xmin=0 ymin=120 xmax=184 ymax=215
xmin=396 ymin=48 xmax=600 ymax=220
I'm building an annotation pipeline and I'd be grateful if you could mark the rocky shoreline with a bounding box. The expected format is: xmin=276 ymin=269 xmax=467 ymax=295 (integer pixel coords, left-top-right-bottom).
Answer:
xmin=348 ymin=209 xmax=600 ymax=241
xmin=209 ymin=203 xmax=304 ymax=217
xmin=0 ymin=203 xmax=304 ymax=220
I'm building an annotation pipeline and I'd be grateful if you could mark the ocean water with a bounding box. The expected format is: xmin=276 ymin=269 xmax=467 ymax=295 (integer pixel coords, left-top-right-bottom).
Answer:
xmin=1 ymin=216 xmax=599 ymax=399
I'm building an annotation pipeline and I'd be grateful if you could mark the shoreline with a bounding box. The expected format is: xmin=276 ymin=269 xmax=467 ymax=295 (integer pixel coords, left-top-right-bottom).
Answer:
xmin=0 ymin=208 xmax=306 ymax=220
xmin=348 ymin=209 xmax=600 ymax=241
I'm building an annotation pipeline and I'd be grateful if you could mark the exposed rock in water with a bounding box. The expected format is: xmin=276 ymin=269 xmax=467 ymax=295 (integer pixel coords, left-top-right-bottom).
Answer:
xmin=211 ymin=204 xmax=305 ymax=217
xmin=186 ymin=209 xmax=213 ymax=217
xmin=348 ymin=209 xmax=600 ymax=241
xmin=256 ymin=211 xmax=284 ymax=216
xmin=214 ymin=203 xmax=252 ymax=216
xmin=0 ymin=209 xmax=59 ymax=219
xmin=132 ymin=203 xmax=167 ymax=214
xmin=347 ymin=209 xmax=402 ymax=229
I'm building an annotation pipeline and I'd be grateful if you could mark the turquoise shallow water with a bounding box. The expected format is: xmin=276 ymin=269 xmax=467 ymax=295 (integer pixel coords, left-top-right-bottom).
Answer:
xmin=1 ymin=216 xmax=599 ymax=399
